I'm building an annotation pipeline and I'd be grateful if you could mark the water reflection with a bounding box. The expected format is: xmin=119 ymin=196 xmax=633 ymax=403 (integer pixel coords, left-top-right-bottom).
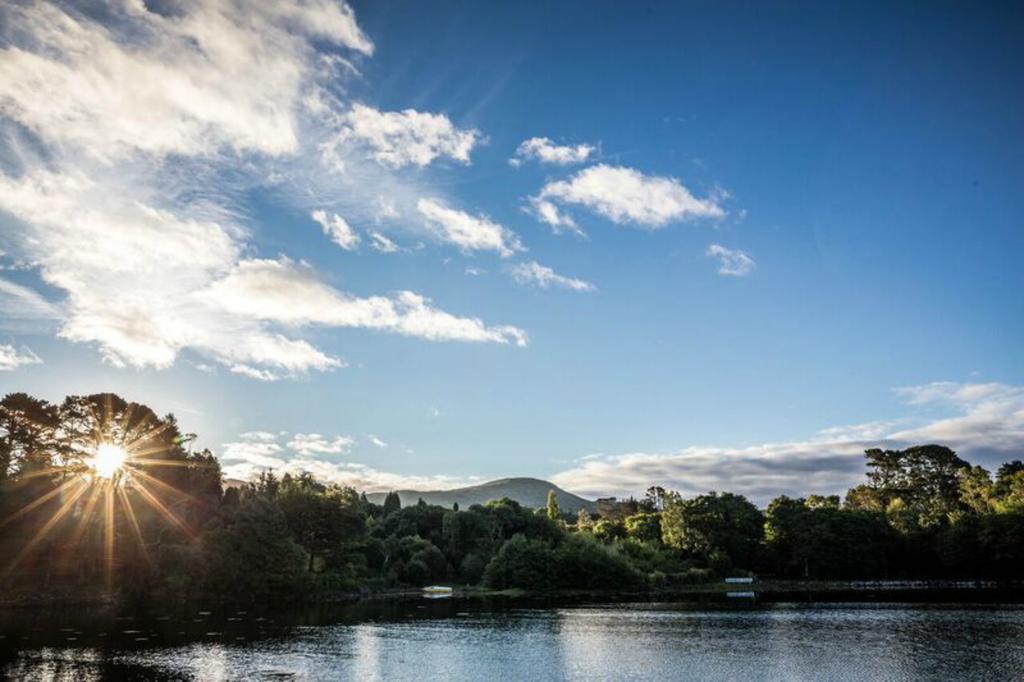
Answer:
xmin=4 ymin=602 xmax=1024 ymax=681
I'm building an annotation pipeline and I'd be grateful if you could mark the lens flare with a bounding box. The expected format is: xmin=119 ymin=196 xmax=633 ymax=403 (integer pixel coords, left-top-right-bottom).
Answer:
xmin=92 ymin=443 xmax=128 ymax=479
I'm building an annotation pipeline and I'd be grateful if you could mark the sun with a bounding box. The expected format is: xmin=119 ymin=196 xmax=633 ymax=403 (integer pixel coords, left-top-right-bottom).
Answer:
xmin=91 ymin=443 xmax=128 ymax=479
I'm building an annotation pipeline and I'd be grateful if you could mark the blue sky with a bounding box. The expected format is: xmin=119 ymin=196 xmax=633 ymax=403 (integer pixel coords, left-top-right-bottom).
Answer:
xmin=0 ymin=1 xmax=1021 ymax=503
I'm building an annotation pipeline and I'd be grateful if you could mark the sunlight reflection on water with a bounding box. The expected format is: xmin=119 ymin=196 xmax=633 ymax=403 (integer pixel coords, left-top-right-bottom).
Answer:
xmin=5 ymin=603 xmax=1024 ymax=681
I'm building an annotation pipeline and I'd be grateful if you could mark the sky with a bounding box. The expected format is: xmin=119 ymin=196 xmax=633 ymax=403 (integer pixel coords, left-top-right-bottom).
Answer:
xmin=0 ymin=1 xmax=1022 ymax=505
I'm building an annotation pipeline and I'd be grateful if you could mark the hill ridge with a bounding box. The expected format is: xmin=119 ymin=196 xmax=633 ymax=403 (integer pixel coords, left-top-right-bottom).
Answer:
xmin=365 ymin=477 xmax=596 ymax=513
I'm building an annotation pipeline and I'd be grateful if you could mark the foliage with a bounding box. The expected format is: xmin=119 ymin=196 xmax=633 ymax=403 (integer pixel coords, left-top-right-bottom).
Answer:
xmin=3 ymin=392 xmax=1024 ymax=604
xmin=546 ymin=490 xmax=560 ymax=521
xmin=623 ymin=512 xmax=662 ymax=544
xmin=661 ymin=492 xmax=763 ymax=571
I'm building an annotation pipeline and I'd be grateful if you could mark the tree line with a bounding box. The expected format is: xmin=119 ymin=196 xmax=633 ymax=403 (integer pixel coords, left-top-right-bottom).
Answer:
xmin=1 ymin=392 xmax=1022 ymax=604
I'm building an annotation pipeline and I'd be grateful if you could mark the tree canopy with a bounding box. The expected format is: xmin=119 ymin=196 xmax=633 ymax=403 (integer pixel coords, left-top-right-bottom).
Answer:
xmin=2 ymin=392 xmax=1023 ymax=603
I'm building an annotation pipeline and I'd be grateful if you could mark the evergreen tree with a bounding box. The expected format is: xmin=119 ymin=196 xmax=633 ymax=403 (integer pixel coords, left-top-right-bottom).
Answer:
xmin=382 ymin=491 xmax=401 ymax=517
xmin=546 ymin=490 xmax=561 ymax=521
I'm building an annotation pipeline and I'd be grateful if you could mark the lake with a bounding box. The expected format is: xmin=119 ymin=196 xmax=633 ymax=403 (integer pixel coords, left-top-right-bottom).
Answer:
xmin=3 ymin=598 xmax=1024 ymax=680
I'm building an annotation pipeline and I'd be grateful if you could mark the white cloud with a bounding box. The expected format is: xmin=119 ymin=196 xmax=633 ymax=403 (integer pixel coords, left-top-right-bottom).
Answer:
xmin=229 ymin=364 xmax=279 ymax=381
xmin=367 ymin=434 xmax=388 ymax=448
xmin=508 ymin=261 xmax=595 ymax=292
xmin=888 ymin=382 xmax=1024 ymax=455
xmin=219 ymin=430 xmax=475 ymax=491
xmin=525 ymin=197 xmax=584 ymax=237
xmin=338 ymin=103 xmax=481 ymax=168
xmin=202 ymin=258 xmax=527 ymax=346
xmin=0 ymin=277 xmax=61 ymax=332
xmin=511 ymin=137 xmax=594 ymax=166
xmin=535 ymin=164 xmax=725 ymax=228
xmin=373 ymin=196 xmax=400 ymax=222
xmin=239 ymin=431 xmax=280 ymax=443
xmin=311 ymin=210 xmax=360 ymax=250
xmin=706 ymin=244 xmax=755 ymax=276
xmin=417 ymin=198 xmax=523 ymax=257
xmin=0 ymin=1 xmax=527 ymax=379
xmin=368 ymin=231 xmax=400 ymax=253
xmin=288 ymin=432 xmax=355 ymax=456
xmin=552 ymin=381 xmax=1024 ymax=505
xmin=0 ymin=343 xmax=41 ymax=371
xmin=0 ymin=1 xmax=371 ymax=162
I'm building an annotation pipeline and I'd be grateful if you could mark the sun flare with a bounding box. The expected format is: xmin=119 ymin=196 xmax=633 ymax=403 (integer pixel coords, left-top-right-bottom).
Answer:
xmin=91 ymin=443 xmax=128 ymax=479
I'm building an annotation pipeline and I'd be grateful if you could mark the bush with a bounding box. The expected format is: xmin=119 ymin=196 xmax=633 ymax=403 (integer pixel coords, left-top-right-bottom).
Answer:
xmin=553 ymin=534 xmax=641 ymax=590
xmin=459 ymin=553 xmax=487 ymax=584
xmin=482 ymin=535 xmax=555 ymax=589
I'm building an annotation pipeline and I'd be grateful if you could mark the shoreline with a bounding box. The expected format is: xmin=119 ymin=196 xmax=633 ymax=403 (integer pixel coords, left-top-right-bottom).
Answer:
xmin=4 ymin=579 xmax=1024 ymax=610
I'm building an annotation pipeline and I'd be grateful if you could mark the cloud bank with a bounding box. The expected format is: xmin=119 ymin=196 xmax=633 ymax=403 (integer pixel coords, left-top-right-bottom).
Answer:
xmin=220 ymin=431 xmax=477 ymax=491
xmin=552 ymin=382 xmax=1024 ymax=505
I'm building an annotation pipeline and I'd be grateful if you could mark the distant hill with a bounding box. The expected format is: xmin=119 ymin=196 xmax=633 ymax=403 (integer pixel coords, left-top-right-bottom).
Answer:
xmin=365 ymin=477 xmax=596 ymax=513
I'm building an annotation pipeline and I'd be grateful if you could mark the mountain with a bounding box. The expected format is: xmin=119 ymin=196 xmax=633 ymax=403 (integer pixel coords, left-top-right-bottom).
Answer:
xmin=365 ymin=477 xmax=596 ymax=513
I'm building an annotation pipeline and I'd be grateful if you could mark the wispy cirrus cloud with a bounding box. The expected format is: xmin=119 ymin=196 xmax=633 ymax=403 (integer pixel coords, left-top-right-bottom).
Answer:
xmin=706 ymin=244 xmax=755 ymax=276
xmin=508 ymin=261 xmax=595 ymax=292
xmin=0 ymin=0 xmax=371 ymax=161
xmin=0 ymin=277 xmax=61 ymax=333
xmin=533 ymin=164 xmax=725 ymax=229
xmin=0 ymin=1 xmax=525 ymax=380
xmin=417 ymin=198 xmax=524 ymax=257
xmin=368 ymin=231 xmax=400 ymax=253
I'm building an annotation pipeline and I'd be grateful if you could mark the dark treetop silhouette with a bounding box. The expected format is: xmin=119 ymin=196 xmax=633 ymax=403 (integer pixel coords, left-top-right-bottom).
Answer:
xmin=2 ymin=392 xmax=1023 ymax=604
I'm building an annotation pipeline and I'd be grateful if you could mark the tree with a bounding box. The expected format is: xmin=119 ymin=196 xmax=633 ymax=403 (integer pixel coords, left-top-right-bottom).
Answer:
xmin=382 ymin=491 xmax=401 ymax=517
xmin=844 ymin=484 xmax=886 ymax=512
xmin=766 ymin=495 xmax=892 ymax=579
xmin=482 ymin=534 xmax=554 ymax=590
xmin=592 ymin=519 xmax=626 ymax=543
xmin=661 ymin=492 xmax=763 ymax=572
xmin=277 ymin=473 xmax=365 ymax=572
xmin=624 ymin=513 xmax=662 ymax=544
xmin=0 ymin=393 xmax=60 ymax=481
xmin=994 ymin=461 xmax=1024 ymax=502
xmin=958 ymin=466 xmax=994 ymax=514
xmin=860 ymin=445 xmax=970 ymax=527
xmin=201 ymin=497 xmax=308 ymax=600
xmin=546 ymin=490 xmax=561 ymax=521
xmin=644 ymin=486 xmax=667 ymax=512
xmin=806 ymin=495 xmax=840 ymax=510
xmin=994 ymin=470 xmax=1024 ymax=512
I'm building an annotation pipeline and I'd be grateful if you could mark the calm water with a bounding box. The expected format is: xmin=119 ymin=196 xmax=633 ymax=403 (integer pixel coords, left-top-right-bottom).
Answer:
xmin=3 ymin=599 xmax=1024 ymax=680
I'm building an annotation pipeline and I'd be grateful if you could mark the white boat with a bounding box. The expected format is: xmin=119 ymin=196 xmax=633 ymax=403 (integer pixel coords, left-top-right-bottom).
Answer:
xmin=422 ymin=585 xmax=454 ymax=595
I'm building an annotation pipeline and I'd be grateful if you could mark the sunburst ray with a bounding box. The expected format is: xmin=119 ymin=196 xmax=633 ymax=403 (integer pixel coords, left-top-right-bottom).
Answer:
xmin=0 ymin=478 xmax=81 ymax=529
xmin=3 ymin=480 xmax=89 ymax=577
